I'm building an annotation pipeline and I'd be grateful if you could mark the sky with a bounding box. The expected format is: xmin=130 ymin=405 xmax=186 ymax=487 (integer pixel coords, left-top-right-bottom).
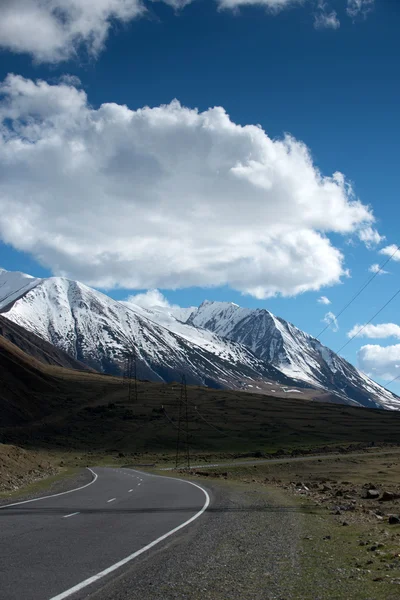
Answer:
xmin=0 ymin=0 xmax=399 ymax=391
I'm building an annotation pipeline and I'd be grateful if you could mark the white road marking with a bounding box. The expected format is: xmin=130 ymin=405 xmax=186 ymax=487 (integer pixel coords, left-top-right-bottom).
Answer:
xmin=0 ymin=468 xmax=98 ymax=510
xmin=107 ymin=498 xmax=116 ymax=503
xmin=63 ymin=512 xmax=80 ymax=519
xmin=128 ymin=489 xmax=134 ymax=492
xmin=48 ymin=474 xmax=210 ymax=600
xmin=138 ymin=483 xmax=141 ymax=486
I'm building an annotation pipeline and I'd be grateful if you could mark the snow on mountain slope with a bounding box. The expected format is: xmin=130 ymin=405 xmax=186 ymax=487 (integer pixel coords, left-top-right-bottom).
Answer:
xmin=0 ymin=270 xmax=294 ymax=390
xmin=1 ymin=269 xmax=399 ymax=410
xmin=0 ymin=268 xmax=42 ymax=310
xmin=188 ymin=301 xmax=400 ymax=410
xmin=122 ymin=301 xmax=272 ymax=372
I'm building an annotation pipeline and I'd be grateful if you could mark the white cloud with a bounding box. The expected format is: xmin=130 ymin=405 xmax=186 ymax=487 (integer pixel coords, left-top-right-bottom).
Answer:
xmin=0 ymin=1 xmax=377 ymax=63
xmin=346 ymin=0 xmax=374 ymax=19
xmin=314 ymin=2 xmax=340 ymax=30
xmin=380 ymin=245 xmax=400 ymax=261
xmin=348 ymin=323 xmax=400 ymax=340
xmin=0 ymin=0 xmax=145 ymax=63
xmin=125 ymin=289 xmax=176 ymax=310
xmin=216 ymin=0 xmax=301 ymax=9
xmin=323 ymin=311 xmax=339 ymax=332
xmin=59 ymin=74 xmax=82 ymax=87
xmin=358 ymin=226 xmax=384 ymax=248
xmin=358 ymin=343 xmax=400 ymax=381
xmin=369 ymin=263 xmax=388 ymax=275
xmin=318 ymin=295 xmax=331 ymax=305
xmin=0 ymin=74 xmax=375 ymax=298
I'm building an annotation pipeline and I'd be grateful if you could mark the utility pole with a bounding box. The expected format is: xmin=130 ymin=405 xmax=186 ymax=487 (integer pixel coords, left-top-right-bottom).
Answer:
xmin=175 ymin=374 xmax=190 ymax=469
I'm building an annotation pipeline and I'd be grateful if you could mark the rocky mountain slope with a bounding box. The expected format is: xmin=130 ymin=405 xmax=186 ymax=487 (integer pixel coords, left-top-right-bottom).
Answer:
xmin=0 ymin=315 xmax=93 ymax=372
xmin=187 ymin=301 xmax=400 ymax=410
xmin=0 ymin=269 xmax=399 ymax=410
xmin=0 ymin=270 xmax=297 ymax=391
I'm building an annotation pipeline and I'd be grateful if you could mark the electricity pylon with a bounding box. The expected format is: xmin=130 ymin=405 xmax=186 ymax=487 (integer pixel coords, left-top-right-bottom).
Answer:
xmin=175 ymin=374 xmax=190 ymax=469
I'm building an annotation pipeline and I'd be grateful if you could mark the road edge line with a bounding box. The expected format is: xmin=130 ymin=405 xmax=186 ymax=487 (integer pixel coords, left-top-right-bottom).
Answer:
xmin=48 ymin=473 xmax=210 ymax=600
xmin=0 ymin=468 xmax=98 ymax=509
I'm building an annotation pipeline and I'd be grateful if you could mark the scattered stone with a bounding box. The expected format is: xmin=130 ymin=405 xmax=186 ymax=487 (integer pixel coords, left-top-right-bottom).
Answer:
xmin=363 ymin=489 xmax=380 ymax=500
xmin=321 ymin=484 xmax=332 ymax=492
xmin=381 ymin=491 xmax=399 ymax=502
xmin=389 ymin=515 xmax=400 ymax=525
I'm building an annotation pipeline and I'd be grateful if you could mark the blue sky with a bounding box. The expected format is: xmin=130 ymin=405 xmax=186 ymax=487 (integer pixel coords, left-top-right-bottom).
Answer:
xmin=0 ymin=0 xmax=399 ymax=390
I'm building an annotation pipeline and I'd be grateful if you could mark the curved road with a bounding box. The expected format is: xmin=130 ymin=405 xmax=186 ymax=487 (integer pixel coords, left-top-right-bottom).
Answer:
xmin=0 ymin=468 xmax=209 ymax=600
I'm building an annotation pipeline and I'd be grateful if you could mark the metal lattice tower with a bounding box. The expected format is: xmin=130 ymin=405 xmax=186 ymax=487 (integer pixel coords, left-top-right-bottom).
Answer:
xmin=124 ymin=350 xmax=138 ymax=404
xmin=175 ymin=374 xmax=190 ymax=469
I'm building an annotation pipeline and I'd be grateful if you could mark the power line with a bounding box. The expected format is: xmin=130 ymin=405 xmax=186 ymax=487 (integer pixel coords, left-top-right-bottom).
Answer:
xmin=336 ymin=285 xmax=400 ymax=354
xmin=161 ymin=406 xmax=181 ymax=431
xmin=316 ymin=245 xmax=399 ymax=339
xmin=386 ymin=374 xmax=400 ymax=387
xmin=193 ymin=404 xmax=227 ymax=435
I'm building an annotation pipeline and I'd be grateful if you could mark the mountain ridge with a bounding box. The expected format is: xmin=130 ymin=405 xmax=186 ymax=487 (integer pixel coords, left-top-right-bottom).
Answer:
xmin=188 ymin=300 xmax=400 ymax=410
xmin=0 ymin=270 xmax=300 ymax=393
xmin=0 ymin=268 xmax=399 ymax=410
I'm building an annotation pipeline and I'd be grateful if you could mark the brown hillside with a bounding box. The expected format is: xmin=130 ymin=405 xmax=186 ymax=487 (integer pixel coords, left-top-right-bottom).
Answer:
xmin=1 ymin=331 xmax=400 ymax=456
xmin=0 ymin=315 xmax=93 ymax=372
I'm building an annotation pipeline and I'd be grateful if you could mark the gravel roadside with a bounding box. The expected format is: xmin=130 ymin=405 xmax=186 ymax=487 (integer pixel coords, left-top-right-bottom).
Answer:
xmin=83 ymin=479 xmax=304 ymax=600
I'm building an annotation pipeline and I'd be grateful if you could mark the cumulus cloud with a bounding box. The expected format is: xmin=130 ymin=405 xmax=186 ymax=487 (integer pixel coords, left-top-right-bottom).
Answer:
xmin=318 ymin=296 xmax=331 ymax=305
xmin=0 ymin=74 xmax=375 ymax=297
xmin=358 ymin=226 xmax=384 ymax=248
xmin=346 ymin=0 xmax=374 ymax=19
xmin=125 ymin=289 xmax=176 ymax=310
xmin=358 ymin=343 xmax=400 ymax=381
xmin=0 ymin=0 xmax=145 ymax=63
xmin=380 ymin=245 xmax=400 ymax=261
xmin=314 ymin=2 xmax=340 ymax=30
xmin=323 ymin=311 xmax=339 ymax=332
xmin=348 ymin=323 xmax=400 ymax=340
xmin=369 ymin=263 xmax=388 ymax=275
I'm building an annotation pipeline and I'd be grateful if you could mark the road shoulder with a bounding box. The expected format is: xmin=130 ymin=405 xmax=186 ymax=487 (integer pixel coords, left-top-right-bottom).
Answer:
xmin=84 ymin=478 xmax=303 ymax=600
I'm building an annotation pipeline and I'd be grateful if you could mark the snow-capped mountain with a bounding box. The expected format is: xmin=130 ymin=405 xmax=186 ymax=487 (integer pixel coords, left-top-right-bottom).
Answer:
xmin=187 ymin=301 xmax=400 ymax=410
xmin=1 ymin=268 xmax=399 ymax=410
xmin=0 ymin=268 xmax=42 ymax=311
xmin=0 ymin=270 xmax=294 ymax=390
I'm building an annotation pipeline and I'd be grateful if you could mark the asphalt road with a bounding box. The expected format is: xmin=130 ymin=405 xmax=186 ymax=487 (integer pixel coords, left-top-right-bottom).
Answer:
xmin=0 ymin=468 xmax=209 ymax=600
